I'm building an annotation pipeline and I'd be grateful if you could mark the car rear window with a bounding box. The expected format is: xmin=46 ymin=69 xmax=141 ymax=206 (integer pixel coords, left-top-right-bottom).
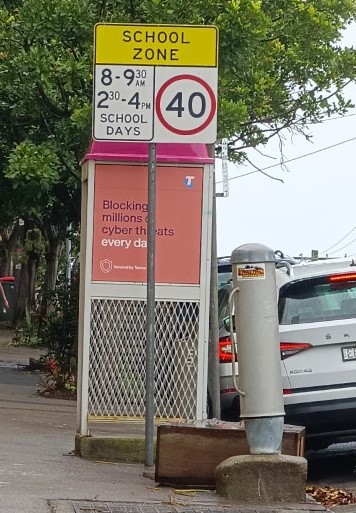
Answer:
xmin=218 ymin=271 xmax=232 ymax=289
xmin=279 ymin=275 xmax=356 ymax=325
xmin=218 ymin=285 xmax=232 ymax=327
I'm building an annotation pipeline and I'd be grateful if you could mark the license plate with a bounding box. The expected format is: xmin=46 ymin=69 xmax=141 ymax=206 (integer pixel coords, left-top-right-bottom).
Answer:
xmin=342 ymin=345 xmax=356 ymax=361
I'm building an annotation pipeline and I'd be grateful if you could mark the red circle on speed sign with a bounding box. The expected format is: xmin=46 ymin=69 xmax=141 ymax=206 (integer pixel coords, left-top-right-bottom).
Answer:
xmin=156 ymin=74 xmax=217 ymax=136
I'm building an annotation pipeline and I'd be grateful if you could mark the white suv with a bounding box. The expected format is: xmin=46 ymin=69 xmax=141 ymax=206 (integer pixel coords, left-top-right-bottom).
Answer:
xmin=218 ymin=258 xmax=356 ymax=449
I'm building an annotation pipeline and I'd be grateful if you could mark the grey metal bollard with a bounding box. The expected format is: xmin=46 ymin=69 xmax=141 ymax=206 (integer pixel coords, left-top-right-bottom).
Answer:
xmin=231 ymin=243 xmax=285 ymax=454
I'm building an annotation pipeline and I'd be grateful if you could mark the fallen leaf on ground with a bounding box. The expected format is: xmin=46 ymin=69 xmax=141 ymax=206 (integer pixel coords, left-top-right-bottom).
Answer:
xmin=306 ymin=485 xmax=356 ymax=507
xmin=145 ymin=486 xmax=162 ymax=493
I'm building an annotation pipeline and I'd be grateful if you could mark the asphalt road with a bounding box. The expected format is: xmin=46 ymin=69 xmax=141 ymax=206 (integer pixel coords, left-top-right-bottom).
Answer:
xmin=307 ymin=443 xmax=356 ymax=491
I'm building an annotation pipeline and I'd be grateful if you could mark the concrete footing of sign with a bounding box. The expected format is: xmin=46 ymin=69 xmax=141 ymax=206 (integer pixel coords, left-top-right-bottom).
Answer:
xmin=215 ymin=454 xmax=307 ymax=503
xmin=75 ymin=434 xmax=149 ymax=463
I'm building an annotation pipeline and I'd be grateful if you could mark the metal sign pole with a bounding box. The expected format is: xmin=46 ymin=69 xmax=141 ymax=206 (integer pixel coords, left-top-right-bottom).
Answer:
xmin=208 ymin=174 xmax=221 ymax=419
xmin=145 ymin=142 xmax=157 ymax=468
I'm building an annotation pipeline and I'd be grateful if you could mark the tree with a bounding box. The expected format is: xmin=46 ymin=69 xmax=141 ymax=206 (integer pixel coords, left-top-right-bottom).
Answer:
xmin=0 ymin=0 xmax=355 ymax=159
xmin=0 ymin=0 xmax=92 ymax=315
xmin=214 ymin=0 xmax=356 ymax=161
xmin=0 ymin=0 xmax=355 ymax=305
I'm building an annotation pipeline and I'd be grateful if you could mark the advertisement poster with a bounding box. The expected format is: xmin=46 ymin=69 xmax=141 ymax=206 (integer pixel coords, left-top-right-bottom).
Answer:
xmin=92 ymin=164 xmax=203 ymax=284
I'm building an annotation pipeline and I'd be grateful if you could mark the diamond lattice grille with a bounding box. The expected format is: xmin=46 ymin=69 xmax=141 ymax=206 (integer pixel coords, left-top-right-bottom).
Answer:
xmin=89 ymin=299 xmax=199 ymax=419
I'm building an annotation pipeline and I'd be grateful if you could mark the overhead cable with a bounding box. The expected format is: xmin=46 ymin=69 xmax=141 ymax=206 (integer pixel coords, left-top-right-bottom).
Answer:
xmin=321 ymin=225 xmax=356 ymax=255
xmin=216 ymin=135 xmax=356 ymax=184
xmin=326 ymin=236 xmax=356 ymax=256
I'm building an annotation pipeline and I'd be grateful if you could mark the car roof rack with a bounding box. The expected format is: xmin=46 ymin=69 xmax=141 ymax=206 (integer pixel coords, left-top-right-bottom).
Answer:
xmin=275 ymin=260 xmax=295 ymax=276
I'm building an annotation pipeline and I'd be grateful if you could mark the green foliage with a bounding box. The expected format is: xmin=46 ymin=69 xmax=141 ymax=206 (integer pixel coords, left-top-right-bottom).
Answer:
xmin=38 ymin=274 xmax=79 ymax=392
xmin=9 ymin=270 xmax=78 ymax=395
xmin=0 ymin=0 xmax=92 ymax=238
xmin=0 ymin=0 xmax=354 ymax=176
xmin=7 ymin=141 xmax=61 ymax=204
xmin=24 ymin=228 xmax=45 ymax=258
xmin=12 ymin=324 xmax=42 ymax=348
xmin=0 ymin=0 xmax=355 ymax=320
xmin=38 ymin=355 xmax=77 ymax=397
xmin=11 ymin=305 xmax=43 ymax=347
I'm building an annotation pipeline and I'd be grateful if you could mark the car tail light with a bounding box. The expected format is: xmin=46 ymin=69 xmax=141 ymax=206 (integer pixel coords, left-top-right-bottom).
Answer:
xmin=328 ymin=273 xmax=356 ymax=283
xmin=280 ymin=342 xmax=311 ymax=360
xmin=219 ymin=340 xmax=311 ymax=362
xmin=283 ymin=388 xmax=292 ymax=395
xmin=218 ymin=337 xmax=237 ymax=363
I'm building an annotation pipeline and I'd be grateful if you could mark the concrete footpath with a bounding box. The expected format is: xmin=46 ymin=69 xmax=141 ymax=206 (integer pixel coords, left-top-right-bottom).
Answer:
xmin=0 ymin=329 xmax=329 ymax=513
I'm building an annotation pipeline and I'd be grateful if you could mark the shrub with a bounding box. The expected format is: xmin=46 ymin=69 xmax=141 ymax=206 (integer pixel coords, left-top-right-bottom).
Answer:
xmin=38 ymin=275 xmax=79 ymax=395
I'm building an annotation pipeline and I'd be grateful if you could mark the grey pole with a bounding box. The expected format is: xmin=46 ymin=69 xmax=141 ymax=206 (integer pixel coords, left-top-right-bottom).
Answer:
xmin=208 ymin=176 xmax=221 ymax=419
xmin=145 ymin=142 xmax=156 ymax=468
xmin=65 ymin=224 xmax=72 ymax=283
xmin=231 ymin=243 xmax=285 ymax=454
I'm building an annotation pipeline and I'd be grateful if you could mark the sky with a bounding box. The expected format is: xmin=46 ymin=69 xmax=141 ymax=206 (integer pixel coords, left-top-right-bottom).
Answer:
xmin=215 ymin=25 xmax=356 ymax=261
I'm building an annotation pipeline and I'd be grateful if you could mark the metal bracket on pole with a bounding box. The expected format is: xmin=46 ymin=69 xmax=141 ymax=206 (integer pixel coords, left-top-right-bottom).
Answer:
xmin=215 ymin=138 xmax=229 ymax=198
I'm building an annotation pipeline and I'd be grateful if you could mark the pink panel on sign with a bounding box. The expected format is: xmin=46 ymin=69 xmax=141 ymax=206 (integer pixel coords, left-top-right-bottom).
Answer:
xmin=92 ymin=164 xmax=203 ymax=284
xmin=83 ymin=141 xmax=213 ymax=164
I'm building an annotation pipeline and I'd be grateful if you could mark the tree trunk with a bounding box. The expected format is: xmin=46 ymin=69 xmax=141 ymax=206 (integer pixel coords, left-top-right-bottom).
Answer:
xmin=0 ymin=222 xmax=24 ymax=277
xmin=44 ymin=238 xmax=62 ymax=293
xmin=11 ymin=222 xmax=28 ymax=323
xmin=39 ymin=234 xmax=62 ymax=319
xmin=27 ymin=252 xmax=38 ymax=308
xmin=13 ymin=260 xmax=29 ymax=323
xmin=2 ymin=245 xmax=12 ymax=276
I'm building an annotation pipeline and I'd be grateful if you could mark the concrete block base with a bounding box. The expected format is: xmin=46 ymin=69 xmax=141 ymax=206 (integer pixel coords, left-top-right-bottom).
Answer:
xmin=215 ymin=454 xmax=307 ymax=503
xmin=75 ymin=434 xmax=151 ymax=463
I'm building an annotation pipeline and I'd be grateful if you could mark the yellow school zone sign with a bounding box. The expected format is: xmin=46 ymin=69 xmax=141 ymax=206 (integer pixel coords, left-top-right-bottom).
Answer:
xmin=94 ymin=23 xmax=218 ymax=67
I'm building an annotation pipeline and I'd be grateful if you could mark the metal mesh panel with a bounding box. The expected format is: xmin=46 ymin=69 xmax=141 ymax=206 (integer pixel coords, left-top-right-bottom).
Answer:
xmin=89 ymin=298 xmax=199 ymax=419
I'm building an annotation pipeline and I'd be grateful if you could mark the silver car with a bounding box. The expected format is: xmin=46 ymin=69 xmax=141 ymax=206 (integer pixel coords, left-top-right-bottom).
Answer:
xmin=218 ymin=258 xmax=356 ymax=449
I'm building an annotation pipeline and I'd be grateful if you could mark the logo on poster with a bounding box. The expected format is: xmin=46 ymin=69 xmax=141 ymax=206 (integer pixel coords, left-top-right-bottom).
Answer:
xmin=100 ymin=259 xmax=113 ymax=273
xmin=184 ymin=175 xmax=195 ymax=188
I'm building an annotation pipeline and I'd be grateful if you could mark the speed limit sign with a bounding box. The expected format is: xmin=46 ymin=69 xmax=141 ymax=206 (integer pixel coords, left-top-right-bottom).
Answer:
xmin=93 ymin=24 xmax=218 ymax=144
xmin=155 ymin=70 xmax=217 ymax=142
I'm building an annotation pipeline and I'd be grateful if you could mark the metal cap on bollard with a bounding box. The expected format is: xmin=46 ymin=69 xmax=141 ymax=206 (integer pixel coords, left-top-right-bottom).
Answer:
xmin=231 ymin=243 xmax=276 ymax=265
